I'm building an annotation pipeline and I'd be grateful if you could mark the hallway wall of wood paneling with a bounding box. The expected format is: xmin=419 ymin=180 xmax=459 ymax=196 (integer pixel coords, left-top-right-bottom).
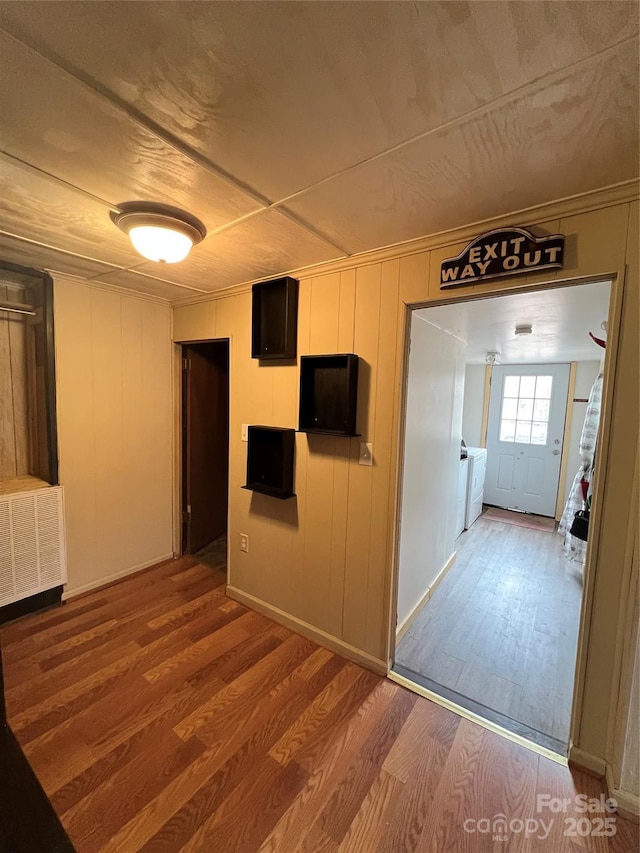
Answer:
xmin=173 ymin=194 xmax=639 ymax=781
xmin=1 ymin=559 xmax=636 ymax=852
xmin=54 ymin=278 xmax=174 ymax=595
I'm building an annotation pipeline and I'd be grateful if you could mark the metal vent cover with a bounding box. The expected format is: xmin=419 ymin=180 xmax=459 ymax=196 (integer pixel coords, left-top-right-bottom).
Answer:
xmin=0 ymin=486 xmax=67 ymax=607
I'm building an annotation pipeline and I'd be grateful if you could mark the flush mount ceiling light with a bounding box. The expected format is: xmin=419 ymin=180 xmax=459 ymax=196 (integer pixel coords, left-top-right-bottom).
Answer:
xmin=514 ymin=323 xmax=533 ymax=336
xmin=110 ymin=202 xmax=206 ymax=263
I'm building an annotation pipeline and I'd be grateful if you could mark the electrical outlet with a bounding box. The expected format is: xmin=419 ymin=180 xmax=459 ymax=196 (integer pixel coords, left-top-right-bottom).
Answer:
xmin=239 ymin=533 xmax=249 ymax=553
xmin=241 ymin=424 xmax=249 ymax=442
xmin=359 ymin=442 xmax=373 ymax=466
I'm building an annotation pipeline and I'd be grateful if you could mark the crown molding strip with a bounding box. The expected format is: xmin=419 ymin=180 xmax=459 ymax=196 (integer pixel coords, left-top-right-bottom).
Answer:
xmin=51 ymin=271 xmax=172 ymax=305
xmin=173 ymin=179 xmax=640 ymax=307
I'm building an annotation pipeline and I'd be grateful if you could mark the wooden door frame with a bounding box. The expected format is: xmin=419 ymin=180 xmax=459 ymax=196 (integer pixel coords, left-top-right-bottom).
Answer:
xmin=386 ymin=272 xmax=620 ymax=758
xmin=172 ymin=338 xmax=231 ymax=559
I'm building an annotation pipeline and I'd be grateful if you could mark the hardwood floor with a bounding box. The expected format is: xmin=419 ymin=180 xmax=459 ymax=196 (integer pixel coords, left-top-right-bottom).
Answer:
xmin=396 ymin=515 xmax=583 ymax=750
xmin=1 ymin=557 xmax=635 ymax=852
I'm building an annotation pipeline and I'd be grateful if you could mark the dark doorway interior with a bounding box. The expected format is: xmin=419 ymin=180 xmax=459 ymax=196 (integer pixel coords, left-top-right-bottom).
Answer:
xmin=182 ymin=341 xmax=230 ymax=558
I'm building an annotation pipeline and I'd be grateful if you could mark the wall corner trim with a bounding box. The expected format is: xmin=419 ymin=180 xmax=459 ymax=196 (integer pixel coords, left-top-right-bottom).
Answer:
xmin=605 ymin=764 xmax=640 ymax=820
xmin=568 ymin=745 xmax=608 ymax=778
xmin=570 ymin=747 xmax=640 ymax=819
xmin=226 ymin=585 xmax=388 ymax=676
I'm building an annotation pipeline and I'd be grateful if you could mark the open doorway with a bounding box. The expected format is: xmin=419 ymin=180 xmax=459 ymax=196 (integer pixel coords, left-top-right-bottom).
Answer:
xmin=392 ymin=280 xmax=612 ymax=755
xmin=181 ymin=341 xmax=229 ymax=571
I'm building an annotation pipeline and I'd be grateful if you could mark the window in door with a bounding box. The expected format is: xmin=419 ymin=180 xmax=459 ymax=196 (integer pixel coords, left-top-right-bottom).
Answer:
xmin=499 ymin=374 xmax=553 ymax=445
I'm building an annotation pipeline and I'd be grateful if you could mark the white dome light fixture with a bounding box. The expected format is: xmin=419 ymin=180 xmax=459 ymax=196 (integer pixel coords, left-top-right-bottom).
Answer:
xmin=515 ymin=323 xmax=533 ymax=336
xmin=110 ymin=202 xmax=206 ymax=264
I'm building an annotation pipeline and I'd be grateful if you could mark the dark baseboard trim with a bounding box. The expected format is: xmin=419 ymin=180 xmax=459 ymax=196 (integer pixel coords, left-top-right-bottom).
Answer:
xmin=0 ymin=586 xmax=63 ymax=627
xmin=393 ymin=663 xmax=567 ymax=756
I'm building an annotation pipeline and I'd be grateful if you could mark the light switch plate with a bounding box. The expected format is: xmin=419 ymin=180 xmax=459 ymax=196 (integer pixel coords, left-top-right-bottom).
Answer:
xmin=359 ymin=442 xmax=373 ymax=466
xmin=241 ymin=424 xmax=249 ymax=442
xmin=240 ymin=533 xmax=249 ymax=553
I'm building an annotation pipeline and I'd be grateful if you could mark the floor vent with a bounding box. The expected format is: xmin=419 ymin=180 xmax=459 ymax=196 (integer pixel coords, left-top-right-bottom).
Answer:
xmin=0 ymin=486 xmax=67 ymax=607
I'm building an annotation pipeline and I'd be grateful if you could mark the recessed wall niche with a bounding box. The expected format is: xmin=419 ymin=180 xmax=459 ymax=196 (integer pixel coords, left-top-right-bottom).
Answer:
xmin=299 ymin=354 xmax=359 ymax=436
xmin=251 ymin=276 xmax=299 ymax=360
xmin=0 ymin=261 xmax=58 ymax=491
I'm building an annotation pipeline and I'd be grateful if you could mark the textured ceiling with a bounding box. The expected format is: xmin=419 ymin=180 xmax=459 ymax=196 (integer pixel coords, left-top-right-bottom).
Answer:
xmin=0 ymin=2 xmax=638 ymax=301
xmin=416 ymin=280 xmax=611 ymax=363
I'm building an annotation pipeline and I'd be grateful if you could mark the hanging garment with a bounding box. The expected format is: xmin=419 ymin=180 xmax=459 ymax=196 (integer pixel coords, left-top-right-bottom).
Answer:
xmin=558 ymin=366 xmax=604 ymax=562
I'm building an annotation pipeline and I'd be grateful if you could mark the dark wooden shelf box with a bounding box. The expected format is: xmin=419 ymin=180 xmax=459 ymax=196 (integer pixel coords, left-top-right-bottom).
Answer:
xmin=299 ymin=354 xmax=359 ymax=436
xmin=251 ymin=276 xmax=299 ymax=360
xmin=243 ymin=426 xmax=296 ymax=499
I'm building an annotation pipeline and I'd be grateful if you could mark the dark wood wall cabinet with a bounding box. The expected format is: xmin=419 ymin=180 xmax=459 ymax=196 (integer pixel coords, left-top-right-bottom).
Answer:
xmin=251 ymin=276 xmax=298 ymax=360
xmin=243 ymin=426 xmax=296 ymax=499
xmin=299 ymin=354 xmax=359 ymax=436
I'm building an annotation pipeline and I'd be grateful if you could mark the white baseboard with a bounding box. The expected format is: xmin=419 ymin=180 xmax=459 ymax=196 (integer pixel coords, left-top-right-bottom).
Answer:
xmin=62 ymin=553 xmax=174 ymax=600
xmin=226 ymin=585 xmax=388 ymax=676
xmin=396 ymin=586 xmax=431 ymax=644
xmin=431 ymin=550 xmax=457 ymax=597
xmin=396 ymin=551 xmax=456 ymax=643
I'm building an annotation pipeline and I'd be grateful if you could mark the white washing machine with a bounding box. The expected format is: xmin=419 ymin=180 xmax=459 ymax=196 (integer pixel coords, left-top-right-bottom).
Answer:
xmin=464 ymin=447 xmax=487 ymax=530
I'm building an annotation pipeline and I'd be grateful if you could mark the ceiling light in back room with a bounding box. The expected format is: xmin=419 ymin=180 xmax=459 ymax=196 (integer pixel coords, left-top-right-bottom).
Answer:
xmin=110 ymin=202 xmax=206 ymax=263
xmin=515 ymin=324 xmax=533 ymax=336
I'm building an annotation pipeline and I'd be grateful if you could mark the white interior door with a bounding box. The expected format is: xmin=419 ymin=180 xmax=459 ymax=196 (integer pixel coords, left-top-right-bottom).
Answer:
xmin=484 ymin=364 xmax=570 ymax=516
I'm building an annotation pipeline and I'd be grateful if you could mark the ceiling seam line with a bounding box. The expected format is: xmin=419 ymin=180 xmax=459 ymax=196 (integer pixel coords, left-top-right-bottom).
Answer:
xmin=1 ymin=23 xmax=633 ymax=225
xmin=0 ymin=25 xmax=635 ymax=264
xmin=90 ymin=269 xmax=208 ymax=293
xmin=0 ymin=145 xmax=344 ymax=258
xmin=0 ymin=229 xmax=123 ymax=267
xmin=0 ymin=24 xmax=274 ymax=211
xmin=0 ymin=228 xmax=203 ymax=291
xmin=0 ymin=150 xmax=118 ymax=209
xmin=270 ymin=33 xmax=640 ymax=207
xmin=87 ymin=271 xmax=207 ymax=293
xmin=275 ymin=208 xmax=352 ymax=256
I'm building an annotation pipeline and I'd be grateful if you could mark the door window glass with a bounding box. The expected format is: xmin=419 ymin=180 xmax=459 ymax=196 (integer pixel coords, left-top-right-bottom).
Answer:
xmin=499 ymin=375 xmax=553 ymax=445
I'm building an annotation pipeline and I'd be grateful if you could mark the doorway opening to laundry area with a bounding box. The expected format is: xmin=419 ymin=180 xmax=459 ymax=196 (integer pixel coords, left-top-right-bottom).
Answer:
xmin=392 ymin=279 xmax=612 ymax=755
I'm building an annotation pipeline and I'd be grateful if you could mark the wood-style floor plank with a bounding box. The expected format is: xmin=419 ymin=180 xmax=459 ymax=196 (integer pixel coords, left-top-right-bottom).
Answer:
xmin=1 ymin=558 xmax=634 ymax=852
xmin=397 ymin=515 xmax=583 ymax=746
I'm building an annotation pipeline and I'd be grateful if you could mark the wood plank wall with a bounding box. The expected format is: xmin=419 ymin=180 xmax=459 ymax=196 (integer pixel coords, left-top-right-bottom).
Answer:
xmin=0 ymin=282 xmax=30 ymax=479
xmin=54 ymin=280 xmax=174 ymax=596
xmin=173 ymin=198 xmax=639 ymax=717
